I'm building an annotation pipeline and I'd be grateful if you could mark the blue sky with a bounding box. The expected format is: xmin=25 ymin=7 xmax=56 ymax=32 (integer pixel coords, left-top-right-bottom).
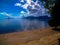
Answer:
xmin=0 ymin=0 xmax=23 ymax=16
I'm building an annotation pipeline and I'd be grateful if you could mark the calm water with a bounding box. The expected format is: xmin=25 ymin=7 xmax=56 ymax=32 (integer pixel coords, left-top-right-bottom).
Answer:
xmin=0 ymin=19 xmax=50 ymax=34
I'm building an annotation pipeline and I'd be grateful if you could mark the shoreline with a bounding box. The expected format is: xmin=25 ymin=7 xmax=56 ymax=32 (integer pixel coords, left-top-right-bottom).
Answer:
xmin=0 ymin=28 xmax=60 ymax=45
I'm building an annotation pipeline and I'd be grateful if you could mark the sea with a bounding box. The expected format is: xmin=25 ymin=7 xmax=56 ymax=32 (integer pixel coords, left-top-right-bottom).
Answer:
xmin=0 ymin=19 xmax=50 ymax=34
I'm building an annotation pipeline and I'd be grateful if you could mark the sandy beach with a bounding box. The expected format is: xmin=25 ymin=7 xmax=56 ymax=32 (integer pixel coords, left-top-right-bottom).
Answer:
xmin=0 ymin=28 xmax=60 ymax=45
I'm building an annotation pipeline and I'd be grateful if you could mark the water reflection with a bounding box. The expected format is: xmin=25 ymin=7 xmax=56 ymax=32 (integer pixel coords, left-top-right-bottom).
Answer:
xmin=0 ymin=19 xmax=50 ymax=34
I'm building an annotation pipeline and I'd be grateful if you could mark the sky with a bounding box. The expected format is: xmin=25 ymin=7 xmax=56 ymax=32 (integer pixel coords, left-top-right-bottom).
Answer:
xmin=0 ymin=0 xmax=50 ymax=18
xmin=0 ymin=0 xmax=23 ymax=16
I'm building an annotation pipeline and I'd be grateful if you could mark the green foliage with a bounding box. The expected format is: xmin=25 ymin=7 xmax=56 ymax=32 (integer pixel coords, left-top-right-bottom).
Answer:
xmin=42 ymin=0 xmax=55 ymax=13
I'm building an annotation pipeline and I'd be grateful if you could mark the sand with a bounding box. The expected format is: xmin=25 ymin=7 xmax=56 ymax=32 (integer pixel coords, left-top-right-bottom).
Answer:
xmin=0 ymin=28 xmax=60 ymax=45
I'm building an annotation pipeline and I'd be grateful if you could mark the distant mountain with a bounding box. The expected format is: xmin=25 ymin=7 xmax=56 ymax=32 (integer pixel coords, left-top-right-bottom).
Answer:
xmin=23 ymin=16 xmax=51 ymax=19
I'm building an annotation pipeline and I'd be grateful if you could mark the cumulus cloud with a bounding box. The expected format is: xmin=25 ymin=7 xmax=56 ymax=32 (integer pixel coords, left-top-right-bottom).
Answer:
xmin=26 ymin=0 xmax=31 ymax=5
xmin=14 ymin=0 xmax=49 ymax=17
xmin=20 ymin=0 xmax=24 ymax=2
xmin=15 ymin=0 xmax=40 ymax=12
xmin=15 ymin=3 xmax=21 ymax=6
xmin=21 ymin=3 xmax=28 ymax=9
xmin=20 ymin=11 xmax=26 ymax=13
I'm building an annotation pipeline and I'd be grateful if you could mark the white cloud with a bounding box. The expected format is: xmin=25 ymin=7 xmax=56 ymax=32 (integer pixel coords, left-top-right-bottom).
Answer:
xmin=14 ymin=0 xmax=50 ymax=17
xmin=14 ymin=2 xmax=28 ymax=9
xmin=35 ymin=0 xmax=38 ymax=5
xmin=0 ymin=12 xmax=12 ymax=17
xmin=22 ymin=3 xmax=28 ymax=9
xmin=20 ymin=0 xmax=24 ymax=2
xmin=31 ymin=5 xmax=35 ymax=9
xmin=0 ymin=12 xmax=21 ymax=18
xmin=14 ymin=0 xmax=41 ymax=16
xmin=15 ymin=0 xmax=40 ymax=9
xmin=26 ymin=0 xmax=31 ymax=5
xmin=15 ymin=3 xmax=21 ymax=6
xmin=20 ymin=11 xmax=26 ymax=13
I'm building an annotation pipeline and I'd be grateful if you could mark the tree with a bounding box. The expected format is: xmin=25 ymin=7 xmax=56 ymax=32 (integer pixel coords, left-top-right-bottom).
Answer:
xmin=48 ymin=0 xmax=60 ymax=30
xmin=42 ymin=0 xmax=55 ymax=13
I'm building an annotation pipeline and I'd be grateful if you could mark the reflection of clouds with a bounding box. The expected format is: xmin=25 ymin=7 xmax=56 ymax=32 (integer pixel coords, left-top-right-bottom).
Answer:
xmin=0 ymin=19 xmax=15 ymax=26
xmin=0 ymin=19 xmax=49 ymax=31
xmin=17 ymin=19 xmax=49 ymax=30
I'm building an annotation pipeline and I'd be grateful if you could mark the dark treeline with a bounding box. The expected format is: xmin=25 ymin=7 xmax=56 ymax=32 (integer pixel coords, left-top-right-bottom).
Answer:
xmin=48 ymin=0 xmax=60 ymax=30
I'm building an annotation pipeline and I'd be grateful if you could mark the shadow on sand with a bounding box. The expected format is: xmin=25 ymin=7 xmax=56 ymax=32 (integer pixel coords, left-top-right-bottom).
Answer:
xmin=52 ymin=28 xmax=60 ymax=45
xmin=58 ymin=38 xmax=60 ymax=45
xmin=52 ymin=28 xmax=60 ymax=31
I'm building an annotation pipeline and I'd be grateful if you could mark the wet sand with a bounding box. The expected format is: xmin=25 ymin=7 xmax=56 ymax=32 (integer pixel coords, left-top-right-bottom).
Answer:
xmin=0 ymin=28 xmax=60 ymax=45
